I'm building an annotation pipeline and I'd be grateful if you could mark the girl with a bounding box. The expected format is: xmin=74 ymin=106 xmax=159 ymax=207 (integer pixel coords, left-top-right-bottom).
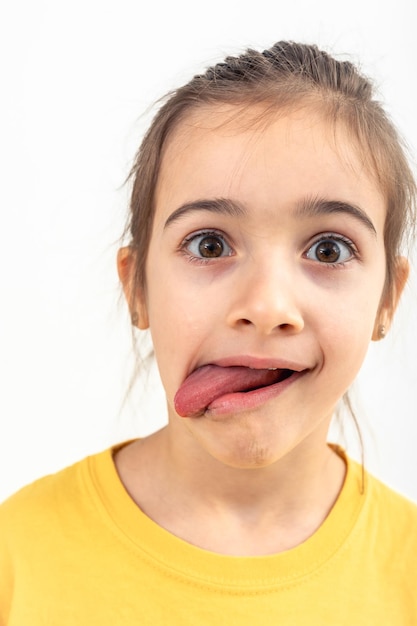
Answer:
xmin=1 ymin=41 xmax=416 ymax=624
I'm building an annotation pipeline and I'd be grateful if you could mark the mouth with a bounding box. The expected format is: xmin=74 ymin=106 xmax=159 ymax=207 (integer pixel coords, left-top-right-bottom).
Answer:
xmin=174 ymin=364 xmax=304 ymax=418
xmin=242 ymin=367 xmax=295 ymax=390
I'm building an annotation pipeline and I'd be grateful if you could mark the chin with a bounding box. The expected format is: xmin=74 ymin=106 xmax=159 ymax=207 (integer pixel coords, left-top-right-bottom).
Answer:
xmin=208 ymin=437 xmax=281 ymax=470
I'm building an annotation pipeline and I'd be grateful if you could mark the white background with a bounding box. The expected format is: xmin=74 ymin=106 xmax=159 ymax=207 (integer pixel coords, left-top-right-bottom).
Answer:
xmin=1 ymin=0 xmax=416 ymax=503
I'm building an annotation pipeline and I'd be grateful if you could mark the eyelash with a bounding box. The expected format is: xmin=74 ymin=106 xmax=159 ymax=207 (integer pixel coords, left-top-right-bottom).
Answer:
xmin=179 ymin=230 xmax=359 ymax=267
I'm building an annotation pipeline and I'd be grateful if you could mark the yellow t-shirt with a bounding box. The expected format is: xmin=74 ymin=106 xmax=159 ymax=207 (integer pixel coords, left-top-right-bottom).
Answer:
xmin=1 ymin=443 xmax=416 ymax=625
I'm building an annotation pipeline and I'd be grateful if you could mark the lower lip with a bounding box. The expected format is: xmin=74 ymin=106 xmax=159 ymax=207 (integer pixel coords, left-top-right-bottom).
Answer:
xmin=204 ymin=370 xmax=306 ymax=417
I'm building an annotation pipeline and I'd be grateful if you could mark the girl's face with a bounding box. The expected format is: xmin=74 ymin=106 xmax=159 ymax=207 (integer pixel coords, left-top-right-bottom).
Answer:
xmin=125 ymin=105 xmax=400 ymax=469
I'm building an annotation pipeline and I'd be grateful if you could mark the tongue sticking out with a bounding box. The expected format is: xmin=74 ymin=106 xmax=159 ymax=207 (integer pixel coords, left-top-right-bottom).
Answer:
xmin=174 ymin=364 xmax=293 ymax=417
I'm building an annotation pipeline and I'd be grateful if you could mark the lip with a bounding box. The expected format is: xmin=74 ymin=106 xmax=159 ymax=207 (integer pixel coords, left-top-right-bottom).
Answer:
xmin=208 ymin=354 xmax=311 ymax=373
xmin=205 ymin=367 xmax=308 ymax=417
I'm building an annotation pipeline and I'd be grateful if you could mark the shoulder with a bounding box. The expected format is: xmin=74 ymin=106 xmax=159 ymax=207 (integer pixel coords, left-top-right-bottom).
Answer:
xmin=339 ymin=450 xmax=417 ymax=524
xmin=361 ymin=466 xmax=417 ymax=553
xmin=0 ymin=454 xmax=93 ymax=619
xmin=0 ymin=459 xmax=81 ymax=532
xmin=365 ymin=468 xmax=417 ymax=519
xmin=0 ymin=448 xmax=113 ymax=542
xmin=336 ymin=451 xmax=417 ymax=559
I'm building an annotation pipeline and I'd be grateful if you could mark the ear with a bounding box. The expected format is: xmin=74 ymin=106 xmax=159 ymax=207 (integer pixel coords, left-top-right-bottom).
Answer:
xmin=372 ymin=256 xmax=409 ymax=341
xmin=117 ymin=247 xmax=149 ymax=330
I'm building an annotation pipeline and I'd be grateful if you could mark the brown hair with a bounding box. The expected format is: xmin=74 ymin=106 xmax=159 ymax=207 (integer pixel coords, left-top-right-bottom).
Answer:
xmin=126 ymin=40 xmax=416 ymax=304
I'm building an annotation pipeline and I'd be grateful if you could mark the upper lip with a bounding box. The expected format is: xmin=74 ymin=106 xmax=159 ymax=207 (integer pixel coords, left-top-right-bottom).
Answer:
xmin=208 ymin=355 xmax=311 ymax=372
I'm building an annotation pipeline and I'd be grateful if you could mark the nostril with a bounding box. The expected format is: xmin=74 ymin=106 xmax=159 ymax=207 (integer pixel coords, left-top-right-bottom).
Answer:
xmin=229 ymin=302 xmax=304 ymax=334
xmin=235 ymin=318 xmax=301 ymax=332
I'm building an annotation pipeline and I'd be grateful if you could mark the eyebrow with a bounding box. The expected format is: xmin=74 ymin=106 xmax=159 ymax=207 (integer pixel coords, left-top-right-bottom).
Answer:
xmin=296 ymin=197 xmax=377 ymax=237
xmin=164 ymin=198 xmax=246 ymax=229
xmin=164 ymin=195 xmax=377 ymax=236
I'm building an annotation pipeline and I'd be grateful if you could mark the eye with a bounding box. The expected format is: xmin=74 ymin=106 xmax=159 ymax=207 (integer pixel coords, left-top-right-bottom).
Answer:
xmin=182 ymin=231 xmax=233 ymax=260
xmin=305 ymin=235 xmax=356 ymax=265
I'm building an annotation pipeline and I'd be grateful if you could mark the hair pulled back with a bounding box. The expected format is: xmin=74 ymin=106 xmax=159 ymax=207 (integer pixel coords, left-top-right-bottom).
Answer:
xmin=127 ymin=40 xmax=416 ymax=303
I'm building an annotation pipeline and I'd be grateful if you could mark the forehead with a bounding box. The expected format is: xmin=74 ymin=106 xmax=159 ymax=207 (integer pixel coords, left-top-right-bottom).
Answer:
xmin=154 ymin=104 xmax=385 ymax=227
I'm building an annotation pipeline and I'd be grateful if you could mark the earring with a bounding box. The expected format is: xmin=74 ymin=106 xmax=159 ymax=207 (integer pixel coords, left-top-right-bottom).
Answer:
xmin=378 ymin=324 xmax=386 ymax=339
xmin=131 ymin=311 xmax=139 ymax=326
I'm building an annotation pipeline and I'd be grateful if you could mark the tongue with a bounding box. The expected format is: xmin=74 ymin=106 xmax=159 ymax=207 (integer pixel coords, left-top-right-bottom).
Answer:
xmin=174 ymin=364 xmax=286 ymax=417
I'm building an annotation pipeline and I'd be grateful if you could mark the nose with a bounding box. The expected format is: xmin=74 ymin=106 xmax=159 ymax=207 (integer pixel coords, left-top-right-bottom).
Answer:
xmin=226 ymin=262 xmax=305 ymax=335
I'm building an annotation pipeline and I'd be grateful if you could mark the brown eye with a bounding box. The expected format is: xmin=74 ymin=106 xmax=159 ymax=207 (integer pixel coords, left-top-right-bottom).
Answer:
xmin=199 ymin=236 xmax=224 ymax=258
xmin=184 ymin=231 xmax=233 ymax=260
xmin=306 ymin=237 xmax=353 ymax=265
xmin=315 ymin=240 xmax=341 ymax=263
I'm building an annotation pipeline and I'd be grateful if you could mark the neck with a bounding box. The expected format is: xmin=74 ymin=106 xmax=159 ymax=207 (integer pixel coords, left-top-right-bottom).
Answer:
xmin=115 ymin=427 xmax=346 ymax=556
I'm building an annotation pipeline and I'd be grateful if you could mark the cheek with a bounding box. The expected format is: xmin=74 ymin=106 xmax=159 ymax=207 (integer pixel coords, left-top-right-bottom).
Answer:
xmin=148 ymin=286 xmax=211 ymax=339
xmin=316 ymin=289 xmax=381 ymax=388
xmin=147 ymin=257 xmax=220 ymax=328
xmin=145 ymin=263 xmax=211 ymax=364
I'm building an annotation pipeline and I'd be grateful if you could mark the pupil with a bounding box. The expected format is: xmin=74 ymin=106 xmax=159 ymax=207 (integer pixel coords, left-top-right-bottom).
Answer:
xmin=317 ymin=241 xmax=340 ymax=263
xmin=199 ymin=236 xmax=223 ymax=258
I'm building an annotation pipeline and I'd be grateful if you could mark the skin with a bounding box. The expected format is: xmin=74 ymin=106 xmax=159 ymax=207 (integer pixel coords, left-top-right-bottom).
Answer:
xmin=116 ymin=105 xmax=408 ymax=556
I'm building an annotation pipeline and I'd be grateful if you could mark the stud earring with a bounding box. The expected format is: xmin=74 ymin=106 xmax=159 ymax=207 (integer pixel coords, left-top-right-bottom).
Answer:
xmin=378 ymin=324 xmax=386 ymax=339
